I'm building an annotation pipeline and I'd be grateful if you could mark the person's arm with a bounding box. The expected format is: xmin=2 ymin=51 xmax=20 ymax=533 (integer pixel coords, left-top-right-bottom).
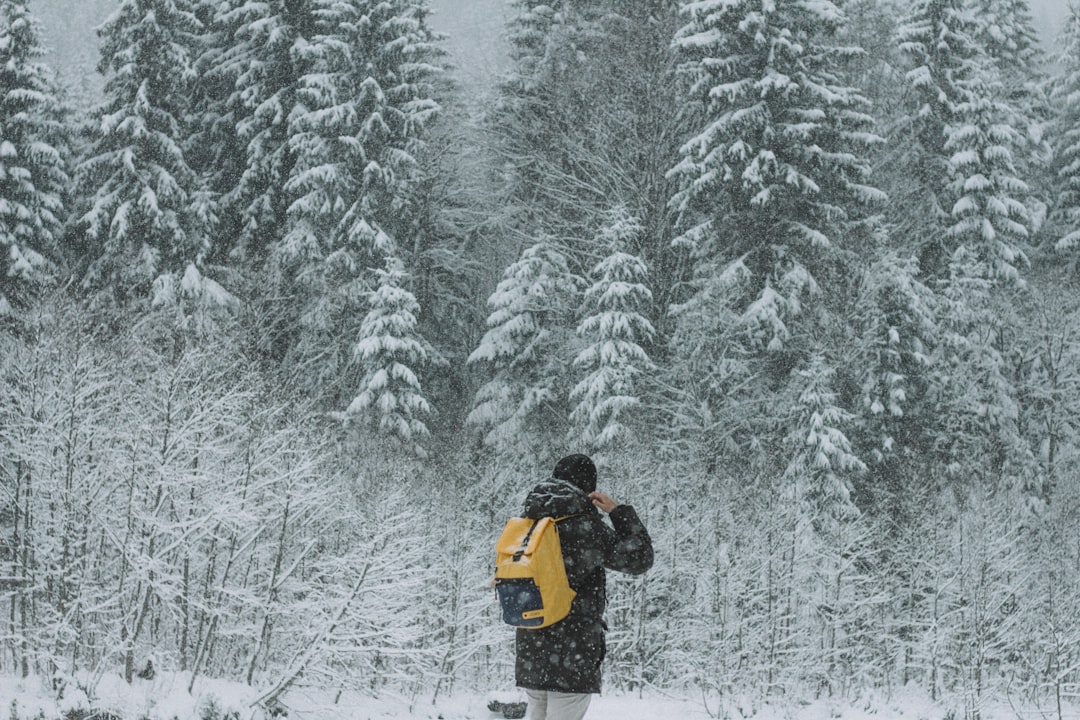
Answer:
xmin=590 ymin=491 xmax=654 ymax=575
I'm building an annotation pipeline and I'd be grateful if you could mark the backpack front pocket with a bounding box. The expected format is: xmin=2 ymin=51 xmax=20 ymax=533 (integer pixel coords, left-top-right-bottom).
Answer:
xmin=495 ymin=577 xmax=545 ymax=627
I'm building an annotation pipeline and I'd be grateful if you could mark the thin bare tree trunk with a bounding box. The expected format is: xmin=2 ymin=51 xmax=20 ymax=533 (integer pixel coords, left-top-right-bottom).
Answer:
xmin=247 ymin=495 xmax=292 ymax=686
xmin=251 ymin=563 xmax=370 ymax=711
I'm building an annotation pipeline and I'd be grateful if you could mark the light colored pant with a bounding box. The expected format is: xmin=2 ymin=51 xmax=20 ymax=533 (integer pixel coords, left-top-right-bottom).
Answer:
xmin=524 ymin=689 xmax=592 ymax=720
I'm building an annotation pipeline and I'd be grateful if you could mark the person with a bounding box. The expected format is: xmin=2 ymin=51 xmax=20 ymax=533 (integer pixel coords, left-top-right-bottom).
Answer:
xmin=514 ymin=453 xmax=654 ymax=720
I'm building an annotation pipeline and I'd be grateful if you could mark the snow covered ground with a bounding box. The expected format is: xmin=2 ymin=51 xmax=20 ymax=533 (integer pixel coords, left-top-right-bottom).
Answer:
xmin=3 ymin=671 xmax=1068 ymax=720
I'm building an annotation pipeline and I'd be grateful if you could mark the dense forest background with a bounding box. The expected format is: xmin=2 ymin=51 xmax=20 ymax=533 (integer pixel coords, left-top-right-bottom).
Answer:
xmin=4 ymin=0 xmax=1080 ymax=717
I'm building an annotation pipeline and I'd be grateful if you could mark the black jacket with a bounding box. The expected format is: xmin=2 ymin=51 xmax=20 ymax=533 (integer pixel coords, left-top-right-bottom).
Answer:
xmin=514 ymin=478 xmax=653 ymax=694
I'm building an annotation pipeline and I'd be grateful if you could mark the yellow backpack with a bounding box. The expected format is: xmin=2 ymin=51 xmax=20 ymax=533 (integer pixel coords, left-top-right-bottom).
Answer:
xmin=494 ymin=516 xmax=576 ymax=629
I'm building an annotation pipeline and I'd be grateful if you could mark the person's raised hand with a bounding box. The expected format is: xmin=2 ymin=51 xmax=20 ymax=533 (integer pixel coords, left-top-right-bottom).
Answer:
xmin=588 ymin=491 xmax=619 ymax=513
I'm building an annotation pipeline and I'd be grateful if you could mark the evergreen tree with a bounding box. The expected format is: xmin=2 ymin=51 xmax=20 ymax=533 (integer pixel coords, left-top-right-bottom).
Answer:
xmin=283 ymin=0 xmax=440 ymax=268
xmin=898 ymin=0 xmax=982 ymax=157
xmin=661 ymin=250 xmax=762 ymax=471
xmin=493 ymin=0 xmax=687 ymax=315
xmin=466 ymin=240 xmax=581 ymax=459
xmin=1051 ymin=3 xmax=1080 ymax=254
xmin=670 ymin=0 xmax=884 ymax=345
xmin=896 ymin=1 xmax=1033 ymax=284
xmin=967 ymin=0 xmax=1042 ymax=93
xmin=278 ymin=0 xmax=442 ymax=406
xmin=943 ymin=93 xmax=1031 ymax=283
xmin=850 ymin=254 xmax=939 ymax=513
xmin=345 ymin=257 xmax=443 ymax=457
xmin=569 ymin=210 xmax=656 ymax=450
xmin=929 ymin=262 xmax=1027 ymax=490
xmin=0 ymin=0 xmax=68 ymax=316
xmin=185 ymin=0 xmax=250 ymax=264
xmin=897 ymin=0 xmax=988 ymax=271
xmin=76 ymin=0 xmax=215 ymax=307
xmin=1011 ymin=289 xmax=1080 ymax=503
xmin=841 ymin=1 xmax=935 ymax=259
xmin=208 ymin=0 xmax=317 ymax=262
xmin=783 ymin=356 xmax=865 ymax=524
xmin=966 ymin=0 xmax=1049 ymax=240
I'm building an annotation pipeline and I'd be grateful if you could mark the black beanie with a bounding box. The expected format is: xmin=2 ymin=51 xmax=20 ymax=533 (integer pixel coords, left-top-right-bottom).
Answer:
xmin=552 ymin=454 xmax=597 ymax=494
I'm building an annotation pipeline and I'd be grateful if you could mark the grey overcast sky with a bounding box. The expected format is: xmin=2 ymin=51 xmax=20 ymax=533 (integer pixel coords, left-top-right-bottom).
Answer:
xmin=1030 ymin=0 xmax=1070 ymax=53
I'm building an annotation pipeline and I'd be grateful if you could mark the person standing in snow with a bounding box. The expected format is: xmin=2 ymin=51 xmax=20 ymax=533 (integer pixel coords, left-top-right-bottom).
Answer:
xmin=514 ymin=454 xmax=653 ymax=720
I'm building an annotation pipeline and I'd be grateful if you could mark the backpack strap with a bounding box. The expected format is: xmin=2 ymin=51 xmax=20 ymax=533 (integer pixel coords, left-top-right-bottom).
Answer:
xmin=511 ymin=514 xmax=584 ymax=562
xmin=553 ymin=513 xmax=585 ymax=522
xmin=512 ymin=519 xmax=541 ymax=562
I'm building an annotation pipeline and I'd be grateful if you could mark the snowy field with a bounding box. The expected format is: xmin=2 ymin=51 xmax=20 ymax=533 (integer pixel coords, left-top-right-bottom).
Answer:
xmin=3 ymin=672 xmax=1070 ymax=720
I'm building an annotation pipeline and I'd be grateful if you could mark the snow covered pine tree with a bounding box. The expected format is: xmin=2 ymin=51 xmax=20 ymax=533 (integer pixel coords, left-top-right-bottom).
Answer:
xmin=0 ymin=0 xmax=68 ymax=317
